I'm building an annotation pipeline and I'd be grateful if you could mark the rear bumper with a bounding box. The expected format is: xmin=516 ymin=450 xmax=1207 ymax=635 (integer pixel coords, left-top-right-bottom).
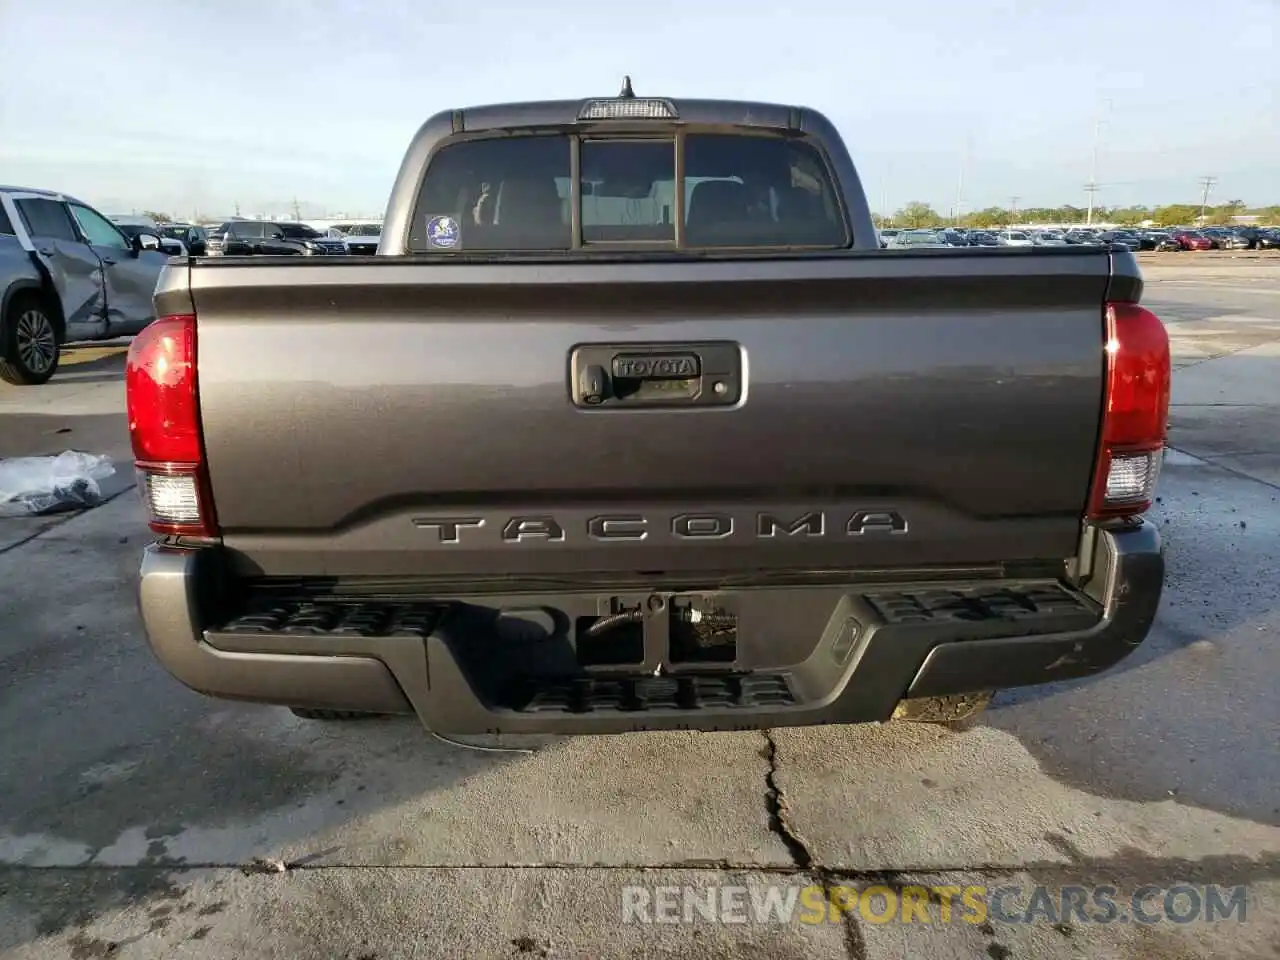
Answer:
xmin=137 ymin=522 xmax=1163 ymax=733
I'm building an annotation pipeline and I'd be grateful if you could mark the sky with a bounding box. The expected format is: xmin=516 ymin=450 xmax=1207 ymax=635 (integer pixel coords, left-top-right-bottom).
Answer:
xmin=0 ymin=0 xmax=1276 ymax=220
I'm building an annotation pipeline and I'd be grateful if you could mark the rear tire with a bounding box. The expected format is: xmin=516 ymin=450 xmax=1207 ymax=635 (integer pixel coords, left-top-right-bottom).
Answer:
xmin=0 ymin=293 xmax=60 ymax=386
xmin=289 ymin=707 xmax=382 ymax=721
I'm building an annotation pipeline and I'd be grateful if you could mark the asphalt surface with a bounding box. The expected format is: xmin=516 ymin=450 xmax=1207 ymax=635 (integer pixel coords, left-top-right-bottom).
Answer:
xmin=1 ymin=260 xmax=1278 ymax=959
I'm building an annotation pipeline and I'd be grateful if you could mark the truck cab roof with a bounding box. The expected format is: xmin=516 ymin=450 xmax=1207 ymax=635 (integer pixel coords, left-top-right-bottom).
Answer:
xmin=451 ymin=97 xmax=805 ymax=134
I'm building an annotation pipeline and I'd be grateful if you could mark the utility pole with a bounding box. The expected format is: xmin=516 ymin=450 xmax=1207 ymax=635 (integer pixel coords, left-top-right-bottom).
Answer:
xmin=1084 ymin=182 xmax=1100 ymax=226
xmin=1085 ymin=98 xmax=1112 ymax=226
xmin=1009 ymin=195 xmax=1021 ymax=225
xmin=1198 ymin=176 xmax=1217 ymax=225
xmin=292 ymin=197 xmax=302 ymax=221
xmin=234 ymin=200 xmax=241 ymax=217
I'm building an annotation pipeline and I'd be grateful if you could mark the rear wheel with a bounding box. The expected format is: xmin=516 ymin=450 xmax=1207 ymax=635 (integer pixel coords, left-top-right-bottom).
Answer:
xmin=0 ymin=294 xmax=60 ymax=386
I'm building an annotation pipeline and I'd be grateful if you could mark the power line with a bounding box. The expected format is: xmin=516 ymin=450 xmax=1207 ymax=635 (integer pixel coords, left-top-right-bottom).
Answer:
xmin=954 ymin=134 xmax=972 ymax=226
xmin=1085 ymin=98 xmax=1112 ymax=226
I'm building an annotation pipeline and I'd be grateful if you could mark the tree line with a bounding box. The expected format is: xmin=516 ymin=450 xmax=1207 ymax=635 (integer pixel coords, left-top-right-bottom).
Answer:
xmin=877 ymin=201 xmax=1280 ymax=229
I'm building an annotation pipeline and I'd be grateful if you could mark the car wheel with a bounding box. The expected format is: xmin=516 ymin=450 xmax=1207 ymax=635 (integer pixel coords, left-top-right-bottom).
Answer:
xmin=0 ymin=293 xmax=60 ymax=386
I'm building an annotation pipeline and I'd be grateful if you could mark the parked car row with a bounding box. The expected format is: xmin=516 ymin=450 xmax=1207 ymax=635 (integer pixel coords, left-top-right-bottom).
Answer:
xmin=1086 ymin=226 xmax=1280 ymax=252
xmin=880 ymin=227 xmax=1076 ymax=249
xmin=1196 ymin=226 xmax=1278 ymax=250
xmin=880 ymin=225 xmax=1280 ymax=251
xmin=199 ymin=220 xmax=383 ymax=257
xmin=203 ymin=220 xmax=348 ymax=257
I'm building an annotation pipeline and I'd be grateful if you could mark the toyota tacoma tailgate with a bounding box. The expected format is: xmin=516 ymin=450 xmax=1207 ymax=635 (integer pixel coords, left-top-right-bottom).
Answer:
xmin=130 ymin=90 xmax=1168 ymax=734
xmin=184 ymin=251 xmax=1110 ymax=579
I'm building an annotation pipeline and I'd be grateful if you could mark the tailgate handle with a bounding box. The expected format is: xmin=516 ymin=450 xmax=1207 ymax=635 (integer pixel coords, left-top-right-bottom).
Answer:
xmin=579 ymin=364 xmax=608 ymax=405
xmin=569 ymin=342 xmax=742 ymax=409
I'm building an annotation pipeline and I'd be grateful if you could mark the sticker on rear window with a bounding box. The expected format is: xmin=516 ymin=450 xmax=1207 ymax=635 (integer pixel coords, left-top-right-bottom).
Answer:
xmin=425 ymin=215 xmax=460 ymax=249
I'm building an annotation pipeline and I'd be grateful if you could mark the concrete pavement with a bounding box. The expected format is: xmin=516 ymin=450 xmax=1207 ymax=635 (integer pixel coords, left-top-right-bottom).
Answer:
xmin=1 ymin=263 xmax=1278 ymax=959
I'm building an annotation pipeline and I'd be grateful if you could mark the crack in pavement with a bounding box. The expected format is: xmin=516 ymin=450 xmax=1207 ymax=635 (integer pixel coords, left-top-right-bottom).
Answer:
xmin=762 ymin=730 xmax=814 ymax=871
xmin=762 ymin=729 xmax=867 ymax=960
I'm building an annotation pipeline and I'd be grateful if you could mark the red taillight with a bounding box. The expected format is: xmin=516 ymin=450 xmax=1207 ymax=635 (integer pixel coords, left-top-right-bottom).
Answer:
xmin=1087 ymin=302 xmax=1171 ymax=520
xmin=125 ymin=315 xmax=217 ymax=537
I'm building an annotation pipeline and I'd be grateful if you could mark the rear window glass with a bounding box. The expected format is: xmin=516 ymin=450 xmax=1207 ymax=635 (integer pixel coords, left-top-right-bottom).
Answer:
xmin=408 ymin=133 xmax=848 ymax=252
xmin=0 ymin=204 xmax=13 ymax=235
xmin=578 ymin=139 xmax=675 ymax=243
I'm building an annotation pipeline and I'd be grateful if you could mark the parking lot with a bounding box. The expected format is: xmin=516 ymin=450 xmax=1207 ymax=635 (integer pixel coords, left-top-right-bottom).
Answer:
xmin=1 ymin=256 xmax=1278 ymax=959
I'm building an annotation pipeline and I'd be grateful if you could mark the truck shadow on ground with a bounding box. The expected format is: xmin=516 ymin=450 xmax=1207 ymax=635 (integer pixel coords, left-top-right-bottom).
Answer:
xmin=36 ymin=372 xmax=126 ymax=387
xmin=987 ymin=455 xmax=1280 ymax=828
xmin=39 ymin=346 xmax=129 ymax=385
xmin=58 ymin=344 xmax=129 ymax=369
xmin=989 ymin=331 xmax=1280 ymax=827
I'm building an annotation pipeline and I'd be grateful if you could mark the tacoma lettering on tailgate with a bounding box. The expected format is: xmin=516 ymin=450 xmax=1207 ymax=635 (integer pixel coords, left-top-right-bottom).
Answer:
xmin=411 ymin=510 xmax=908 ymax=544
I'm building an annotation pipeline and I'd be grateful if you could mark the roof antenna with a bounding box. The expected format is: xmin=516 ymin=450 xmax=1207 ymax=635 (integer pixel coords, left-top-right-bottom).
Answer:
xmin=619 ymin=75 xmax=635 ymax=99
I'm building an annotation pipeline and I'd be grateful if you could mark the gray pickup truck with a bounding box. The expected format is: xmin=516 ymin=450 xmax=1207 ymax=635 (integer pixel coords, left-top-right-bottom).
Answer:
xmin=130 ymin=86 xmax=1170 ymax=735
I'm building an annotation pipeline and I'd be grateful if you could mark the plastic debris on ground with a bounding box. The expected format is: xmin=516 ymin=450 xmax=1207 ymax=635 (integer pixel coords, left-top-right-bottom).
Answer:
xmin=0 ymin=451 xmax=117 ymax=517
